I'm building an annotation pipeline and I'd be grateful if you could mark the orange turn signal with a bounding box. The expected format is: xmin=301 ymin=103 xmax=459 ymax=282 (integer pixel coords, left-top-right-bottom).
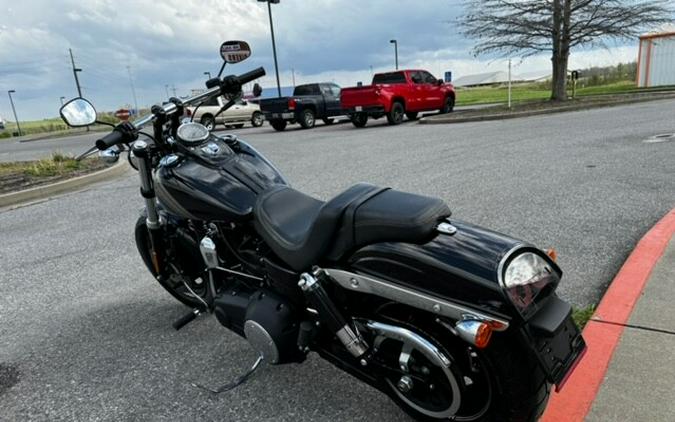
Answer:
xmin=474 ymin=323 xmax=493 ymax=349
xmin=546 ymin=248 xmax=558 ymax=262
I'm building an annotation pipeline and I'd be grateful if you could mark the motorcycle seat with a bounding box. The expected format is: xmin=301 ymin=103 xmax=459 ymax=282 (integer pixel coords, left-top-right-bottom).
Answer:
xmin=254 ymin=183 xmax=451 ymax=271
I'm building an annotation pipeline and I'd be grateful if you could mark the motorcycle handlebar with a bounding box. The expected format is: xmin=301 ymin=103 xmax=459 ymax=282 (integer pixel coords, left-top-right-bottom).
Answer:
xmin=236 ymin=67 xmax=266 ymax=86
xmin=95 ymin=130 xmax=125 ymax=151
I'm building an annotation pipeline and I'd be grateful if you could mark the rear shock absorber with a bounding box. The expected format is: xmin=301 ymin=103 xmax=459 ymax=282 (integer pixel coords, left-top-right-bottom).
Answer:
xmin=298 ymin=270 xmax=368 ymax=358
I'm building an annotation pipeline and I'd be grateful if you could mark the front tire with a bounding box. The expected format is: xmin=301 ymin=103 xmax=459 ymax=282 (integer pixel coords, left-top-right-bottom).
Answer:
xmin=440 ymin=96 xmax=455 ymax=114
xmin=387 ymin=101 xmax=405 ymax=125
xmin=200 ymin=115 xmax=216 ymax=131
xmin=270 ymin=119 xmax=287 ymax=131
xmin=351 ymin=113 xmax=368 ymax=128
xmin=251 ymin=111 xmax=264 ymax=127
xmin=299 ymin=109 xmax=316 ymax=129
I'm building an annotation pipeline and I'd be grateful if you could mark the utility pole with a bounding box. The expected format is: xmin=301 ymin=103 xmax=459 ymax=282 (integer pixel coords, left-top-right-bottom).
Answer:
xmin=390 ymin=40 xmax=398 ymax=70
xmin=291 ymin=68 xmax=296 ymax=88
xmin=60 ymin=96 xmax=66 ymax=105
xmin=172 ymin=85 xmax=177 ymax=97
xmin=69 ymin=48 xmax=88 ymax=130
xmin=7 ymin=90 xmax=22 ymax=137
xmin=370 ymin=65 xmax=374 ymax=77
xmin=258 ymin=0 xmax=282 ymax=97
xmin=508 ymin=59 xmax=512 ymax=109
xmin=204 ymin=71 xmax=211 ymax=79
xmin=165 ymin=84 xmax=170 ymax=99
xmin=126 ymin=65 xmax=139 ymax=116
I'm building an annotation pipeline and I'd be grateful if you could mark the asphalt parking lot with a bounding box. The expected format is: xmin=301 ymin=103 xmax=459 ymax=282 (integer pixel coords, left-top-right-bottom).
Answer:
xmin=2 ymin=99 xmax=675 ymax=420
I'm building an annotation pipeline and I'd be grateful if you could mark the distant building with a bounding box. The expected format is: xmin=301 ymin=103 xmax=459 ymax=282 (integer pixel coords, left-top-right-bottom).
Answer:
xmin=637 ymin=31 xmax=675 ymax=87
xmin=453 ymin=70 xmax=550 ymax=88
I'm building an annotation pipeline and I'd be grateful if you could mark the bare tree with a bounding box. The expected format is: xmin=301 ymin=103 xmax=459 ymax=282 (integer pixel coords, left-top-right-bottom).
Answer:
xmin=460 ymin=0 xmax=673 ymax=100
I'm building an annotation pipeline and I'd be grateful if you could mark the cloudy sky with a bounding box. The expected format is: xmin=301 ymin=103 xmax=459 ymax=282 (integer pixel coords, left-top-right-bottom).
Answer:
xmin=1 ymin=0 xmax=640 ymax=120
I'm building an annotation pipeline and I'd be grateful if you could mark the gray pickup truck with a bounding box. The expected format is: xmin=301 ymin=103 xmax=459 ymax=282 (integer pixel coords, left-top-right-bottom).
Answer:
xmin=259 ymin=83 xmax=344 ymax=131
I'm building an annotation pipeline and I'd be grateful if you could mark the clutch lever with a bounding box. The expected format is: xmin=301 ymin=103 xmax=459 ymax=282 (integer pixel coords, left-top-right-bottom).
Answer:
xmin=75 ymin=146 xmax=98 ymax=161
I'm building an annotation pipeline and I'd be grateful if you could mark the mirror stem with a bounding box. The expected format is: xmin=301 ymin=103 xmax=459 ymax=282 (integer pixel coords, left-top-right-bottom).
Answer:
xmin=95 ymin=120 xmax=116 ymax=128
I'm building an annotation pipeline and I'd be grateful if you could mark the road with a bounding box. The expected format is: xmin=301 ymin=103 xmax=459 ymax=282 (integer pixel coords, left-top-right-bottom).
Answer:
xmin=1 ymin=99 xmax=675 ymax=421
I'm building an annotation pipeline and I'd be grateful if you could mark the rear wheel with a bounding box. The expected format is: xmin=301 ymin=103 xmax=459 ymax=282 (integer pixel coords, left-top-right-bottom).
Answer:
xmin=440 ymin=96 xmax=455 ymax=114
xmin=322 ymin=117 xmax=335 ymax=125
xmin=299 ymin=109 xmax=316 ymax=129
xmin=251 ymin=111 xmax=264 ymax=127
xmin=200 ymin=115 xmax=216 ymax=131
xmin=368 ymin=309 xmax=550 ymax=422
xmin=351 ymin=113 xmax=368 ymax=128
xmin=271 ymin=119 xmax=287 ymax=131
xmin=387 ymin=101 xmax=405 ymax=125
xmin=406 ymin=112 xmax=419 ymax=120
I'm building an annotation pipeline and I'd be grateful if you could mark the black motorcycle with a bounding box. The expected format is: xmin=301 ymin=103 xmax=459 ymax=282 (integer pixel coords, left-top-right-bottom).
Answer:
xmin=58 ymin=41 xmax=585 ymax=421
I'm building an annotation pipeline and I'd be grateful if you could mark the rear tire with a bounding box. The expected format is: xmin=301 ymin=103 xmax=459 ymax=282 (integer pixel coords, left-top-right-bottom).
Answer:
xmin=405 ymin=112 xmax=419 ymax=120
xmin=200 ymin=115 xmax=216 ymax=131
xmin=351 ymin=113 xmax=368 ymax=128
xmin=271 ymin=119 xmax=287 ymax=131
xmin=251 ymin=111 xmax=264 ymax=127
xmin=440 ymin=96 xmax=455 ymax=114
xmin=299 ymin=109 xmax=316 ymax=129
xmin=371 ymin=308 xmax=550 ymax=422
xmin=387 ymin=101 xmax=405 ymax=125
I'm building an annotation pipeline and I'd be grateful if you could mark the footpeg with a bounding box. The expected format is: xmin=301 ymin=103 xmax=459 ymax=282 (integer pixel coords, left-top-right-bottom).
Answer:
xmin=173 ymin=308 xmax=201 ymax=331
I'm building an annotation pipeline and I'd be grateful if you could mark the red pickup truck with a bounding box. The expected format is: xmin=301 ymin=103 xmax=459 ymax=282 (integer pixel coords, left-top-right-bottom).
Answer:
xmin=340 ymin=69 xmax=455 ymax=127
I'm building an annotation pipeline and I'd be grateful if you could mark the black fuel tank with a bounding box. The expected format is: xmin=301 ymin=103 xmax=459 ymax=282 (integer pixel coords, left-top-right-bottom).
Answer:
xmin=154 ymin=136 xmax=287 ymax=222
xmin=348 ymin=220 xmax=534 ymax=316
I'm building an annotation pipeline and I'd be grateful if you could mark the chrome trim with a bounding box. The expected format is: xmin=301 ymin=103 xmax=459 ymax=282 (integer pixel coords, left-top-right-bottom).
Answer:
xmin=98 ymin=148 xmax=120 ymax=164
xmin=326 ymin=269 xmax=509 ymax=331
xmin=335 ymin=324 xmax=369 ymax=357
xmin=362 ymin=320 xmax=461 ymax=417
xmin=454 ymin=320 xmax=487 ymax=346
xmin=437 ymin=222 xmax=457 ymax=235
xmin=496 ymin=243 xmax=527 ymax=289
xmin=133 ymin=140 xmax=159 ymax=229
xmin=199 ymin=237 xmax=219 ymax=269
xmin=215 ymin=266 xmax=263 ymax=281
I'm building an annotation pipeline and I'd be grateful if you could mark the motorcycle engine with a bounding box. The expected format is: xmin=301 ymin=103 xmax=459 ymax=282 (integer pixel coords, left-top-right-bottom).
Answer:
xmin=214 ymin=287 xmax=303 ymax=364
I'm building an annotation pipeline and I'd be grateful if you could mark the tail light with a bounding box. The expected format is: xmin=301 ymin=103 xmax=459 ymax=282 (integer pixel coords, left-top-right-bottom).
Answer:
xmin=288 ymin=98 xmax=297 ymax=110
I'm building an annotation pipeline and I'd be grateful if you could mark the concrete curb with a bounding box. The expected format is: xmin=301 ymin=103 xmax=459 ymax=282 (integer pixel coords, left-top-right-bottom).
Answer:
xmin=541 ymin=207 xmax=675 ymax=422
xmin=420 ymin=94 xmax=675 ymax=125
xmin=0 ymin=158 xmax=130 ymax=208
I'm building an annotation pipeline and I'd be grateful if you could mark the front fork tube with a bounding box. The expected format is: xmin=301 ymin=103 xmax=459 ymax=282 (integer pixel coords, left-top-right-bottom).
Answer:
xmin=133 ymin=140 xmax=162 ymax=274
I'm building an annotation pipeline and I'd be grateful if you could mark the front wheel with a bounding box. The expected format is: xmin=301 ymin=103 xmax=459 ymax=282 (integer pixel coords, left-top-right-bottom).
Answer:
xmin=200 ymin=115 xmax=216 ymax=131
xmin=440 ymin=96 xmax=455 ymax=114
xmin=251 ymin=111 xmax=264 ymax=127
xmin=351 ymin=113 xmax=368 ymax=128
xmin=270 ymin=119 xmax=287 ymax=131
xmin=387 ymin=101 xmax=405 ymax=125
xmin=299 ymin=109 xmax=316 ymax=129
xmin=369 ymin=311 xmax=550 ymax=422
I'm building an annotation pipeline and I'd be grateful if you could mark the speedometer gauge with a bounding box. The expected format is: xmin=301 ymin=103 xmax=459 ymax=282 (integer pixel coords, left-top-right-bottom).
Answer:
xmin=177 ymin=122 xmax=210 ymax=145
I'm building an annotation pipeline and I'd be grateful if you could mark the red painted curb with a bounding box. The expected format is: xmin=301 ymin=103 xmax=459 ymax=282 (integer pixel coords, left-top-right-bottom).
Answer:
xmin=541 ymin=208 xmax=675 ymax=421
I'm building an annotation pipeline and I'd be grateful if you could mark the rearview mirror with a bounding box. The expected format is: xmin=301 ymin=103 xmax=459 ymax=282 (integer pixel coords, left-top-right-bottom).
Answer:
xmin=220 ymin=40 xmax=251 ymax=64
xmin=60 ymin=98 xmax=97 ymax=127
xmin=253 ymin=83 xmax=263 ymax=97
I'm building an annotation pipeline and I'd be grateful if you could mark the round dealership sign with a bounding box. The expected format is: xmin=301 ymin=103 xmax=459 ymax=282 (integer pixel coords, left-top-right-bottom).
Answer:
xmin=220 ymin=41 xmax=251 ymax=64
xmin=115 ymin=109 xmax=130 ymax=121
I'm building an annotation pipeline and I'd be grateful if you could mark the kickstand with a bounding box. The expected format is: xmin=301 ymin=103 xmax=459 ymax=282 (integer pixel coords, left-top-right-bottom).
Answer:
xmin=191 ymin=355 xmax=264 ymax=394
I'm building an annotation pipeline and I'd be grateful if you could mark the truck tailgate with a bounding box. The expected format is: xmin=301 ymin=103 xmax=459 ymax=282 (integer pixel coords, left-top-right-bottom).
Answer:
xmin=259 ymin=97 xmax=291 ymax=114
xmin=340 ymin=86 xmax=381 ymax=108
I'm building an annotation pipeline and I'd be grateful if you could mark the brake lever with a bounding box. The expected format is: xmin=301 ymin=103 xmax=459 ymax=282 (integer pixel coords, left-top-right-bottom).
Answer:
xmin=75 ymin=146 xmax=98 ymax=161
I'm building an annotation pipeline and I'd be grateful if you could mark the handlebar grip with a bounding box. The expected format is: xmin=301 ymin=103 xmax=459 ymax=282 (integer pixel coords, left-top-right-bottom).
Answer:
xmin=95 ymin=130 xmax=125 ymax=150
xmin=236 ymin=67 xmax=266 ymax=85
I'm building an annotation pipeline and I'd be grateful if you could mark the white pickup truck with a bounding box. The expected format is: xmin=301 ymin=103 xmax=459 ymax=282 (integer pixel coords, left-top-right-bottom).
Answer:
xmin=186 ymin=96 xmax=264 ymax=130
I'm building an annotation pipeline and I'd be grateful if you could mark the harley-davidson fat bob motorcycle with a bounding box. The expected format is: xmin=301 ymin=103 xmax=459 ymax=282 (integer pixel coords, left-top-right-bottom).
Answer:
xmin=59 ymin=41 xmax=585 ymax=421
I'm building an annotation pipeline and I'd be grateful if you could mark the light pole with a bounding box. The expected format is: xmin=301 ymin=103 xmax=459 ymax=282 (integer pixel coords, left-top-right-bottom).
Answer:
xmin=60 ymin=96 xmax=66 ymax=105
xmin=204 ymin=71 xmax=211 ymax=79
xmin=258 ymin=0 xmax=282 ymax=97
xmin=390 ymin=39 xmax=398 ymax=70
xmin=126 ymin=65 xmax=139 ymax=116
xmin=165 ymin=84 xmax=170 ymax=99
xmin=7 ymin=90 xmax=22 ymax=137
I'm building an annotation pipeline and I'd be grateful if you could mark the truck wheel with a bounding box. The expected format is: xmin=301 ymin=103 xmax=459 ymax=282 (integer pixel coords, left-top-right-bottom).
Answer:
xmin=387 ymin=101 xmax=405 ymax=125
xmin=441 ymin=96 xmax=455 ymax=114
xmin=322 ymin=118 xmax=335 ymax=125
xmin=200 ymin=115 xmax=216 ymax=130
xmin=405 ymin=112 xmax=419 ymax=120
xmin=299 ymin=109 xmax=316 ymax=129
xmin=270 ymin=120 xmax=287 ymax=131
xmin=251 ymin=112 xmax=264 ymax=127
xmin=351 ymin=113 xmax=368 ymax=128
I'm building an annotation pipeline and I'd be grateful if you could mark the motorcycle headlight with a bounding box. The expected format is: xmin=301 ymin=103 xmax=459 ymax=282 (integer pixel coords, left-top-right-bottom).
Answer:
xmin=502 ymin=251 xmax=560 ymax=317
